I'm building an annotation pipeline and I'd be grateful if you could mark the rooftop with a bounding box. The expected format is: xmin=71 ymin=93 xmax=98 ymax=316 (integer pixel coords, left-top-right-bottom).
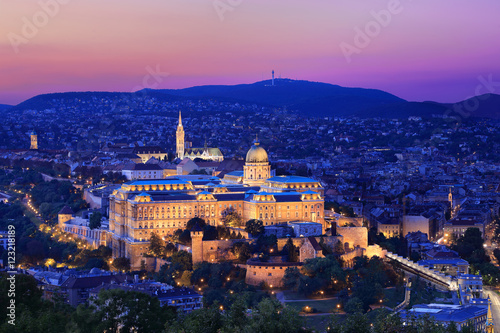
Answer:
xmin=126 ymin=178 xmax=191 ymax=186
xmin=401 ymin=304 xmax=487 ymax=324
xmin=59 ymin=206 xmax=74 ymax=215
xmin=266 ymin=175 xmax=319 ymax=184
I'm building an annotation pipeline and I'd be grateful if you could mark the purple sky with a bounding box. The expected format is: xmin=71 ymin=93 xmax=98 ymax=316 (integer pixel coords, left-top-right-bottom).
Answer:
xmin=1 ymin=0 xmax=500 ymax=105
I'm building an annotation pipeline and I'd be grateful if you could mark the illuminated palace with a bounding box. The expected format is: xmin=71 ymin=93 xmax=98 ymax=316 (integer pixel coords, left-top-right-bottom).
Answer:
xmin=108 ymin=138 xmax=324 ymax=269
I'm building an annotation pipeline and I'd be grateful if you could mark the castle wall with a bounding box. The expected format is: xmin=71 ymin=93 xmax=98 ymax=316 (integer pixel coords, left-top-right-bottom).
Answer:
xmin=336 ymin=226 xmax=368 ymax=249
xmin=277 ymin=237 xmax=305 ymax=250
xmin=276 ymin=236 xmax=341 ymax=252
xmin=143 ymin=257 xmax=170 ymax=272
xmin=337 ymin=217 xmax=363 ymax=227
xmin=192 ymin=238 xmax=252 ymax=265
xmin=201 ymin=239 xmax=239 ymax=263
xmin=58 ymin=213 xmax=73 ymax=227
xmin=365 ymin=244 xmax=387 ymax=258
xmin=245 ymin=261 xmax=302 ymax=288
xmin=340 ymin=247 xmax=364 ymax=268
xmin=83 ymin=189 xmax=103 ymax=209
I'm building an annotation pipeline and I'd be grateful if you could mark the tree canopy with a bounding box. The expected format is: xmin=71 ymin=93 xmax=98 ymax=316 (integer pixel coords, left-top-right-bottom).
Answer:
xmin=89 ymin=211 xmax=102 ymax=230
xmin=245 ymin=219 xmax=264 ymax=237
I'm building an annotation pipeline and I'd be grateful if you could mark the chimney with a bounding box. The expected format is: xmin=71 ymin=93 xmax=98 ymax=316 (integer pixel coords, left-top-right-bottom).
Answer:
xmin=330 ymin=221 xmax=337 ymax=236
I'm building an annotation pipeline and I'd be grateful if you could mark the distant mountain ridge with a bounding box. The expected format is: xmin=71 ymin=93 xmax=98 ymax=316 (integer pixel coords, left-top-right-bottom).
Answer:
xmin=0 ymin=104 xmax=12 ymax=111
xmin=149 ymin=79 xmax=405 ymax=106
xmin=7 ymin=79 xmax=500 ymax=119
xmin=145 ymin=79 xmax=500 ymax=119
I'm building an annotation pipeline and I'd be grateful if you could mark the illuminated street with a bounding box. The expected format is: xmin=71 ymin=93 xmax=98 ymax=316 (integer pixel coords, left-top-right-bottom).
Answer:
xmin=483 ymin=287 xmax=500 ymax=333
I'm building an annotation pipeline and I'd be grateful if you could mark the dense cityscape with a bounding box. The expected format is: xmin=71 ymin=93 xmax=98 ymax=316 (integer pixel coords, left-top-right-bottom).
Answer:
xmin=2 ymin=1 xmax=500 ymax=333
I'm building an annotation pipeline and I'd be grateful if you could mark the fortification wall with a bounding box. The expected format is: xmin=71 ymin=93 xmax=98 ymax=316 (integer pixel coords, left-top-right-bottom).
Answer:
xmin=202 ymin=239 xmax=238 ymax=262
xmin=226 ymin=227 xmax=250 ymax=239
xmin=83 ymin=190 xmax=102 ymax=209
xmin=336 ymin=226 xmax=368 ymax=249
xmin=277 ymin=237 xmax=304 ymax=250
xmin=276 ymin=236 xmax=342 ymax=252
xmin=245 ymin=260 xmax=303 ymax=288
xmin=365 ymin=244 xmax=387 ymax=258
xmin=337 ymin=217 xmax=363 ymax=227
xmin=340 ymin=247 xmax=365 ymax=268
xmin=143 ymin=257 xmax=170 ymax=272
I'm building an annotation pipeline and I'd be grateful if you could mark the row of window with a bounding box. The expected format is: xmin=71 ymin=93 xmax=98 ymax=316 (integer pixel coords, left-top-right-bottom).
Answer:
xmin=138 ymin=222 xmax=187 ymax=229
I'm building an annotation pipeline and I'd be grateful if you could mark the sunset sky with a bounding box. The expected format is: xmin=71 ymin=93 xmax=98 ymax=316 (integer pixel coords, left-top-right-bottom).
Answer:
xmin=1 ymin=0 xmax=499 ymax=105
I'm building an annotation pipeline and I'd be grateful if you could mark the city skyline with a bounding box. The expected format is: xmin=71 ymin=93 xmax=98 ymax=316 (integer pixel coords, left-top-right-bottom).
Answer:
xmin=2 ymin=0 xmax=500 ymax=105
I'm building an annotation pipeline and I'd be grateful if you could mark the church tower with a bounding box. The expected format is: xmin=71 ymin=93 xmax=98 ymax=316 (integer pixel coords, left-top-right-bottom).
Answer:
xmin=243 ymin=136 xmax=271 ymax=186
xmin=176 ymin=111 xmax=185 ymax=159
xmin=30 ymin=131 xmax=38 ymax=150
xmin=486 ymin=296 xmax=495 ymax=333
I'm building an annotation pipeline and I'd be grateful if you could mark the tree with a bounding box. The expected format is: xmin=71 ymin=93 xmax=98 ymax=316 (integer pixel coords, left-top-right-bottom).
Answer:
xmin=164 ymin=242 xmax=177 ymax=256
xmin=255 ymin=234 xmax=277 ymax=253
xmin=222 ymin=209 xmax=242 ymax=227
xmin=242 ymin=298 xmax=305 ymax=333
xmin=169 ymin=250 xmax=193 ymax=271
xmin=326 ymin=314 xmax=343 ymax=333
xmin=298 ymin=275 xmax=323 ymax=295
xmin=148 ymin=232 xmax=164 ymax=257
xmin=372 ymin=309 xmax=405 ymax=333
xmin=282 ymin=267 xmax=301 ymax=291
xmin=453 ymin=227 xmax=484 ymax=260
xmin=344 ymin=297 xmax=363 ymax=314
xmin=283 ymin=238 xmax=298 ymax=262
xmin=90 ymin=289 xmax=164 ymax=333
xmin=232 ymin=242 xmax=252 ymax=263
xmin=302 ymin=255 xmax=346 ymax=291
xmin=178 ymin=229 xmax=192 ymax=245
xmin=245 ymin=219 xmax=264 ymax=237
xmin=89 ymin=212 xmax=102 ymax=230
xmin=342 ymin=312 xmax=371 ymax=333
xmin=0 ymin=273 xmax=43 ymax=320
xmin=112 ymin=257 xmax=131 ymax=272
xmin=187 ymin=217 xmax=206 ymax=230
xmin=203 ymin=225 xmax=218 ymax=241
xmin=224 ymin=295 xmax=248 ymax=330
xmin=173 ymin=304 xmax=223 ymax=333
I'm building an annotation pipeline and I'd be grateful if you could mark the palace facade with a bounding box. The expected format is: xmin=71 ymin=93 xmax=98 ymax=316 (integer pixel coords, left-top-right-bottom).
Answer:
xmin=104 ymin=139 xmax=325 ymax=269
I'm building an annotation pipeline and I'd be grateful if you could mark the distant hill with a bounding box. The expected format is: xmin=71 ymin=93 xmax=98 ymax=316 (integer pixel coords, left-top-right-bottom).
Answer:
xmin=9 ymin=91 xmax=188 ymax=112
xmin=147 ymin=79 xmax=500 ymax=119
xmin=442 ymin=94 xmax=500 ymax=119
xmin=0 ymin=104 xmax=12 ymax=111
xmin=149 ymin=79 xmax=405 ymax=105
xmin=8 ymin=80 xmax=500 ymax=119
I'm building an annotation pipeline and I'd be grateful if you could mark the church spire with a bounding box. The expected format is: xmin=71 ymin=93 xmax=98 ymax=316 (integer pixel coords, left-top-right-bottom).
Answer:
xmin=178 ymin=111 xmax=183 ymax=128
xmin=176 ymin=111 xmax=185 ymax=159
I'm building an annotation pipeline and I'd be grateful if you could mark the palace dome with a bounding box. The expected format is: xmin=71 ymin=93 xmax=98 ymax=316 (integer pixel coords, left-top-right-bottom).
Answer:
xmin=246 ymin=139 xmax=268 ymax=163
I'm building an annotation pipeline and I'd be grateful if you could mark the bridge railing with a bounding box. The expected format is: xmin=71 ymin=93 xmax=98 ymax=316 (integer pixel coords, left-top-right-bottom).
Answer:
xmin=386 ymin=252 xmax=457 ymax=291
